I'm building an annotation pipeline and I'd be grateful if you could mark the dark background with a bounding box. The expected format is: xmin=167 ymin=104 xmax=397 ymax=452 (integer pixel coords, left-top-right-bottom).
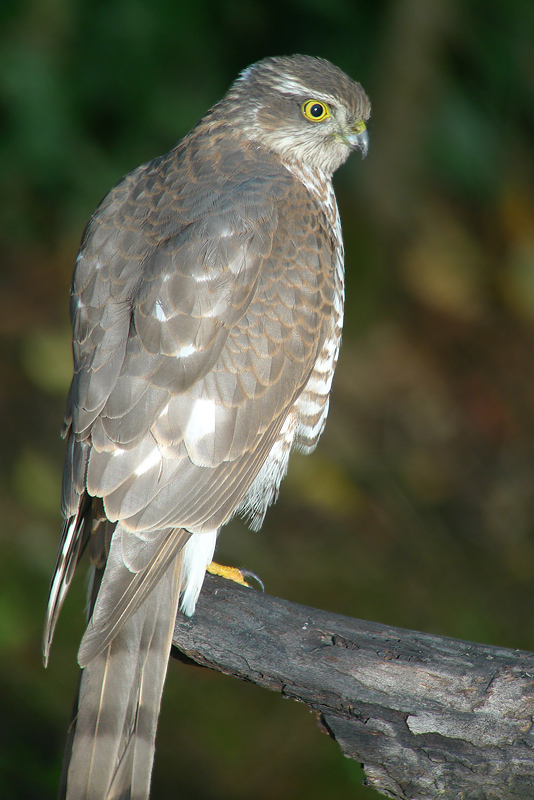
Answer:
xmin=1 ymin=0 xmax=534 ymax=797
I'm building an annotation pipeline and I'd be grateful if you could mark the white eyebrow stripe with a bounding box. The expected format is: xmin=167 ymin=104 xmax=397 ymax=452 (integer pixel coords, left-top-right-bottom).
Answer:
xmin=275 ymin=75 xmax=338 ymax=106
xmin=276 ymin=76 xmax=311 ymax=94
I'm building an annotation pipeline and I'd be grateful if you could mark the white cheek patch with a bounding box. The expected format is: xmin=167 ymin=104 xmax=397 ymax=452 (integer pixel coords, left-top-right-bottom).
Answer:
xmin=134 ymin=446 xmax=162 ymax=476
xmin=185 ymin=398 xmax=216 ymax=444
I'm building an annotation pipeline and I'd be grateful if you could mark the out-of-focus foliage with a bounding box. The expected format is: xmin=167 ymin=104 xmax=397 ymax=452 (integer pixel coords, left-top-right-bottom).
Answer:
xmin=1 ymin=0 xmax=534 ymax=797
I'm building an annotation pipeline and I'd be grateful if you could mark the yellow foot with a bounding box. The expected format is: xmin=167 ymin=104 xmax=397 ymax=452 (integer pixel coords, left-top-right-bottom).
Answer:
xmin=206 ymin=563 xmax=265 ymax=592
xmin=206 ymin=562 xmax=251 ymax=587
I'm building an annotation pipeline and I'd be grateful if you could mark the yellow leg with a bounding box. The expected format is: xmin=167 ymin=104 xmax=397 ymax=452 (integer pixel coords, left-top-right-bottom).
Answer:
xmin=206 ymin=562 xmax=251 ymax=587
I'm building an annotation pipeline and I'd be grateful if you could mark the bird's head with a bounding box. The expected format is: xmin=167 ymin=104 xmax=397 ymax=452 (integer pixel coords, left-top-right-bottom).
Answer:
xmin=224 ymin=54 xmax=371 ymax=175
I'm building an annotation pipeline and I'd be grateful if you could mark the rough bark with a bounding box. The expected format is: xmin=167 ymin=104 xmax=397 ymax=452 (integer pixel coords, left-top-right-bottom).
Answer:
xmin=172 ymin=574 xmax=534 ymax=800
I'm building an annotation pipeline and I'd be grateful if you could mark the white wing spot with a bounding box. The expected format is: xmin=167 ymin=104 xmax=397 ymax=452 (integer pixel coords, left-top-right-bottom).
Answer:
xmin=134 ymin=447 xmax=162 ymax=476
xmin=185 ymin=398 xmax=216 ymax=444
xmin=195 ymin=269 xmax=218 ymax=283
xmin=155 ymin=301 xmax=168 ymax=322
xmin=176 ymin=344 xmax=196 ymax=358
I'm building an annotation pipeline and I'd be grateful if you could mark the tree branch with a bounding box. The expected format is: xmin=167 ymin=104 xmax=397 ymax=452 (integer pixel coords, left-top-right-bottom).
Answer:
xmin=172 ymin=574 xmax=534 ymax=800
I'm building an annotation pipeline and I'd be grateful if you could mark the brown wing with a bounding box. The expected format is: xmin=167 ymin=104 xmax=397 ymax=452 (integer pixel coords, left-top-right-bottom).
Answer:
xmin=66 ymin=130 xmax=337 ymax=535
xmin=45 ymin=128 xmax=337 ymax=663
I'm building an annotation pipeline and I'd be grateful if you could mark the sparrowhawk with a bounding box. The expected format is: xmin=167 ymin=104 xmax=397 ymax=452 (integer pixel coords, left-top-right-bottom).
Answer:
xmin=44 ymin=54 xmax=370 ymax=800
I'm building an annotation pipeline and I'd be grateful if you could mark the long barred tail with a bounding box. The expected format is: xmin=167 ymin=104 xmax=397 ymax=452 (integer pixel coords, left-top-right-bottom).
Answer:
xmin=59 ymin=558 xmax=182 ymax=800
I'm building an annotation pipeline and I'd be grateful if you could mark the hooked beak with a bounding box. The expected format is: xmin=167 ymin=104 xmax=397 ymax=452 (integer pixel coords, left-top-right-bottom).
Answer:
xmin=346 ymin=123 xmax=369 ymax=158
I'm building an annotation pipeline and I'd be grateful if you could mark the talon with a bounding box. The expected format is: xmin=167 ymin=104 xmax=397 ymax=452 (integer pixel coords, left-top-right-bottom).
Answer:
xmin=206 ymin=561 xmax=251 ymax=587
xmin=239 ymin=569 xmax=264 ymax=593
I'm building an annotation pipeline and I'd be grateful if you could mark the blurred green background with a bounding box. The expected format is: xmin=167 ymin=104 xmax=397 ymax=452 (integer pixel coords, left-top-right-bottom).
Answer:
xmin=2 ymin=0 xmax=534 ymax=797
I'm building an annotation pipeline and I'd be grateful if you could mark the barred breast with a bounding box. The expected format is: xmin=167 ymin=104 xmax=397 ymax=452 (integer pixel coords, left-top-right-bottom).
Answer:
xmin=236 ymin=162 xmax=344 ymax=531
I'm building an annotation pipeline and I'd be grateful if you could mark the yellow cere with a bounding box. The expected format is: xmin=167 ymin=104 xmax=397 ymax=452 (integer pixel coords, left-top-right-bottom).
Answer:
xmin=302 ymin=100 xmax=330 ymax=122
xmin=351 ymin=119 xmax=367 ymax=134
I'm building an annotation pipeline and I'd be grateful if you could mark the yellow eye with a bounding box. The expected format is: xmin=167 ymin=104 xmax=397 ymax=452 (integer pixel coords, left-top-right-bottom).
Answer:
xmin=301 ymin=100 xmax=330 ymax=122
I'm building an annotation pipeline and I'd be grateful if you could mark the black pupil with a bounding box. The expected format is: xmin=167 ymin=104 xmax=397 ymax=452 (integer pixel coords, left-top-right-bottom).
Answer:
xmin=309 ymin=103 xmax=324 ymax=118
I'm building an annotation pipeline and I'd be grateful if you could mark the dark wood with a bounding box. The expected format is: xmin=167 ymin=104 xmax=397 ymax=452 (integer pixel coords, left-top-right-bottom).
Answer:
xmin=172 ymin=574 xmax=534 ymax=799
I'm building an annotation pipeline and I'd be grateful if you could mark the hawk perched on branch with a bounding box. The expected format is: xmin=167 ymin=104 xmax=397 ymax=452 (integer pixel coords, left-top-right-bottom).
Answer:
xmin=44 ymin=54 xmax=370 ymax=799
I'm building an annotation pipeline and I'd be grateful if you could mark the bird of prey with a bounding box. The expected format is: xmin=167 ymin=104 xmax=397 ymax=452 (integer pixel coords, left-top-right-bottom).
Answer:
xmin=44 ymin=54 xmax=370 ymax=800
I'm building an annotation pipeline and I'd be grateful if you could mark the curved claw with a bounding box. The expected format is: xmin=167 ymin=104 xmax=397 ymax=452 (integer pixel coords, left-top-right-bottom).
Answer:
xmin=239 ymin=569 xmax=265 ymax=593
